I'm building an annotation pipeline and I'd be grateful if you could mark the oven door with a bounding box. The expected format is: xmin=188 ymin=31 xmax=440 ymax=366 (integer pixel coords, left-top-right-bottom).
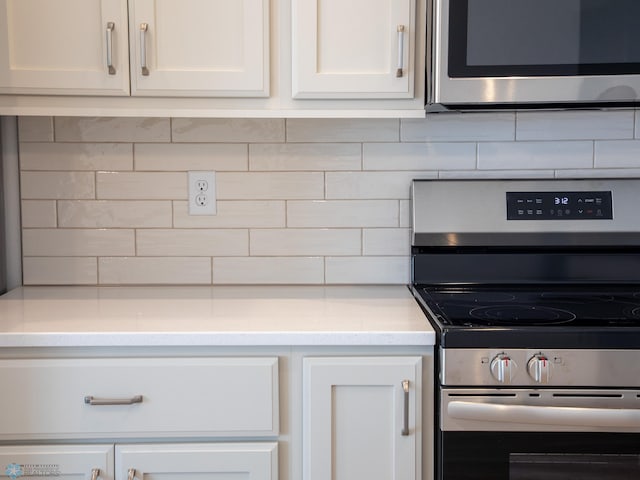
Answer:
xmin=439 ymin=388 xmax=640 ymax=480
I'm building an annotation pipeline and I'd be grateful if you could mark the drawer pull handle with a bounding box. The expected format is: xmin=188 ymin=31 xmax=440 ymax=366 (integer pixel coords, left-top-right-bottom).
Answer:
xmin=128 ymin=469 xmax=137 ymax=480
xmin=84 ymin=395 xmax=143 ymax=406
xmin=106 ymin=22 xmax=116 ymax=75
xmin=140 ymin=23 xmax=150 ymax=76
xmin=91 ymin=469 xmax=100 ymax=480
xmin=401 ymin=379 xmax=410 ymax=436
xmin=396 ymin=24 xmax=405 ymax=78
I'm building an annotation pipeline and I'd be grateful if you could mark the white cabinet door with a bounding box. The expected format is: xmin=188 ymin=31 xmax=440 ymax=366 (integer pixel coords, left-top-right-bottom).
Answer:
xmin=129 ymin=0 xmax=269 ymax=97
xmin=0 ymin=445 xmax=114 ymax=480
xmin=116 ymin=443 xmax=278 ymax=480
xmin=292 ymin=0 xmax=415 ymax=99
xmin=0 ymin=0 xmax=129 ymax=95
xmin=303 ymin=356 xmax=422 ymax=480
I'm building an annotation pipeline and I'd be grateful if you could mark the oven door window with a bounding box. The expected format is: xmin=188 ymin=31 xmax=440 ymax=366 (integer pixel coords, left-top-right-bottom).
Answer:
xmin=448 ymin=0 xmax=640 ymax=77
xmin=441 ymin=432 xmax=640 ymax=480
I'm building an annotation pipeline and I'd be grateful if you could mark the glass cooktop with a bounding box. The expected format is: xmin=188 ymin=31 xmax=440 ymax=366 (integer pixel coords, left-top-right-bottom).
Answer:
xmin=414 ymin=285 xmax=640 ymax=348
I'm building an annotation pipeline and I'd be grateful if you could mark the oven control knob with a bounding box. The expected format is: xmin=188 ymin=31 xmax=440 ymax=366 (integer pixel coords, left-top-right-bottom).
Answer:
xmin=527 ymin=354 xmax=551 ymax=384
xmin=490 ymin=354 xmax=516 ymax=384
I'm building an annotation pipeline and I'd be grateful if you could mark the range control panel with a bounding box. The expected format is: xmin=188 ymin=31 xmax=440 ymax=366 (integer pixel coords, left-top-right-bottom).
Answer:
xmin=506 ymin=191 xmax=613 ymax=220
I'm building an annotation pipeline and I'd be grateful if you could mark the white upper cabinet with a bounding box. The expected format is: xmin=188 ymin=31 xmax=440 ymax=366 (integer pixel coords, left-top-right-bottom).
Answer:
xmin=0 ymin=0 xmax=130 ymax=95
xmin=292 ymin=0 xmax=416 ymax=99
xmin=128 ymin=0 xmax=270 ymax=97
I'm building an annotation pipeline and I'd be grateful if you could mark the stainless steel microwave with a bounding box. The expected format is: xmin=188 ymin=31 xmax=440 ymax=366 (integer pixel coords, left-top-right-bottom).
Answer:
xmin=428 ymin=0 xmax=640 ymax=109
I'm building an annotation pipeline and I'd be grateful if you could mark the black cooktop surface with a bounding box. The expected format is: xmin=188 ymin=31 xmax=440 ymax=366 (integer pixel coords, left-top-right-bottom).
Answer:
xmin=413 ymin=284 xmax=640 ymax=348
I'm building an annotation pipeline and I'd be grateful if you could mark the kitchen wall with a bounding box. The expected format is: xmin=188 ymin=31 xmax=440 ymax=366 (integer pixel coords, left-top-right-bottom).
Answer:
xmin=18 ymin=110 xmax=640 ymax=285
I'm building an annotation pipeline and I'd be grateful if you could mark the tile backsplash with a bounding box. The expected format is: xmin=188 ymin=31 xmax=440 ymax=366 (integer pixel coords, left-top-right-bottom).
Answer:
xmin=18 ymin=111 xmax=640 ymax=285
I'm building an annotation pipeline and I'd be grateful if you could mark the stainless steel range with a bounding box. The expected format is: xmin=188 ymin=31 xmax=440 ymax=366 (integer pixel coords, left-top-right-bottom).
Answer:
xmin=410 ymin=179 xmax=640 ymax=480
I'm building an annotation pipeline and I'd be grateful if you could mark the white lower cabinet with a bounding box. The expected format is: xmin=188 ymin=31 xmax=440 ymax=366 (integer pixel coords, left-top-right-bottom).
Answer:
xmin=0 ymin=443 xmax=278 ymax=480
xmin=303 ymin=356 xmax=422 ymax=480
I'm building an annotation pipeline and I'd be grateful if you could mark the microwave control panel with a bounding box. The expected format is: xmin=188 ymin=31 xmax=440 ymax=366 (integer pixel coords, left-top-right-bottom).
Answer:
xmin=506 ymin=191 xmax=613 ymax=220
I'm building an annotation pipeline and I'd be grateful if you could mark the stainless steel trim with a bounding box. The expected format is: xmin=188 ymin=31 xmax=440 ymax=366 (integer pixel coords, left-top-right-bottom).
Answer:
xmin=411 ymin=179 xmax=640 ymax=244
xmin=413 ymin=232 xmax=640 ymax=247
xmin=401 ymin=379 xmax=410 ymax=436
xmin=84 ymin=395 xmax=143 ymax=406
xmin=448 ymin=401 xmax=640 ymax=428
xmin=441 ymin=388 xmax=640 ymax=432
xmin=441 ymin=348 xmax=640 ymax=387
xmin=396 ymin=25 xmax=405 ymax=78
xmin=106 ymin=22 xmax=116 ymax=75
xmin=140 ymin=23 xmax=149 ymax=76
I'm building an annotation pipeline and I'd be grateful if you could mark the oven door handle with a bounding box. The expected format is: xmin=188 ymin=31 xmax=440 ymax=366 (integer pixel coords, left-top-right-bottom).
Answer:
xmin=448 ymin=401 xmax=640 ymax=428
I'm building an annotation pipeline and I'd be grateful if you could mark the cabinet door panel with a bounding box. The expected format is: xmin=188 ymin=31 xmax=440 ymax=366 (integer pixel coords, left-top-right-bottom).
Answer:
xmin=292 ymin=0 xmax=415 ymax=99
xmin=303 ymin=356 xmax=422 ymax=480
xmin=0 ymin=0 xmax=129 ymax=95
xmin=116 ymin=443 xmax=277 ymax=480
xmin=129 ymin=0 xmax=269 ymax=97
xmin=0 ymin=445 xmax=114 ymax=480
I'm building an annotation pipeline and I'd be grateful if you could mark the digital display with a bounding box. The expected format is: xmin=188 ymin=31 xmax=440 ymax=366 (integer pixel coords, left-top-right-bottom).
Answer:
xmin=506 ymin=191 xmax=613 ymax=220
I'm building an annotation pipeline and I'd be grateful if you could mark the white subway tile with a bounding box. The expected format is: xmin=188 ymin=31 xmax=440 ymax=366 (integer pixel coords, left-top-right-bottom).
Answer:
xmin=18 ymin=117 xmax=54 ymax=142
xmin=249 ymin=143 xmax=361 ymax=171
xmin=363 ymin=229 xmax=411 ymax=256
xmin=399 ymin=200 xmax=411 ymax=228
xmin=23 ymin=257 xmax=98 ymax=285
xmin=287 ymin=200 xmax=399 ymax=227
xmin=58 ymin=201 xmax=172 ymax=228
xmin=20 ymin=143 xmax=133 ymax=171
xmin=325 ymin=256 xmax=410 ymax=284
xmin=97 ymin=172 xmax=186 ymax=199
xmin=172 ymin=118 xmax=285 ymax=142
xmin=402 ymin=113 xmax=515 ymax=142
xmin=478 ymin=142 xmax=593 ymax=170
xmin=555 ymin=168 xmax=640 ymax=178
xmin=286 ymin=119 xmax=399 ymax=142
xmin=173 ymin=200 xmax=286 ymax=228
xmin=21 ymin=172 xmax=95 ymax=199
xmin=134 ymin=143 xmax=248 ymax=171
xmin=55 ymin=117 xmax=170 ymax=142
xmin=595 ymin=140 xmax=640 ymax=168
xmin=137 ymin=229 xmax=248 ymax=256
xmin=326 ymin=171 xmax=436 ymax=199
xmin=22 ymin=229 xmax=135 ymax=256
xmin=21 ymin=200 xmax=57 ymax=227
xmin=217 ymin=172 xmax=324 ymax=199
xmin=99 ymin=257 xmax=212 ymax=285
xmin=212 ymin=257 xmax=324 ymax=284
xmin=250 ymin=229 xmax=361 ymax=256
xmin=363 ymin=142 xmax=476 ymax=170
xmin=439 ymin=170 xmax=555 ymax=179
xmin=517 ymin=111 xmax=634 ymax=140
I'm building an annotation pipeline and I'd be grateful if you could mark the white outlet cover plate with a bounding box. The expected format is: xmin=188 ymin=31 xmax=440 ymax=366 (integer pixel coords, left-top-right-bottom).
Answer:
xmin=188 ymin=171 xmax=216 ymax=215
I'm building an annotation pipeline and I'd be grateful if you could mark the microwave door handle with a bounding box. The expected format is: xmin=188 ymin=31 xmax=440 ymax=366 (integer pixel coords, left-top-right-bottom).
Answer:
xmin=448 ymin=400 xmax=640 ymax=428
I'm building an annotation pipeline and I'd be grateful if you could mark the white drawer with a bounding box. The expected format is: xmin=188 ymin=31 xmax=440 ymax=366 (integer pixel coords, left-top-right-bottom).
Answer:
xmin=0 ymin=445 xmax=114 ymax=480
xmin=116 ymin=443 xmax=278 ymax=480
xmin=0 ymin=357 xmax=279 ymax=440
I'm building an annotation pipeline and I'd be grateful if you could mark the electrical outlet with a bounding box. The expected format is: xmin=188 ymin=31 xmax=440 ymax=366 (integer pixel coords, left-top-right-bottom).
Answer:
xmin=188 ymin=171 xmax=216 ymax=215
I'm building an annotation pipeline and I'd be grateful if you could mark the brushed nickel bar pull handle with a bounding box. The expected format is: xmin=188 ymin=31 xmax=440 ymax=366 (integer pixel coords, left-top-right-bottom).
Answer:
xmin=140 ymin=23 xmax=149 ymax=76
xmin=91 ymin=469 xmax=100 ymax=480
xmin=396 ymin=25 xmax=405 ymax=78
xmin=401 ymin=379 xmax=410 ymax=435
xmin=127 ymin=469 xmax=137 ymax=480
xmin=106 ymin=22 xmax=116 ymax=75
xmin=84 ymin=395 xmax=143 ymax=406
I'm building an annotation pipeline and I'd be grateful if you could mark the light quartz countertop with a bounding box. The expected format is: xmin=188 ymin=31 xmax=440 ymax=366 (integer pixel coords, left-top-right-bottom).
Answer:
xmin=0 ymin=285 xmax=435 ymax=348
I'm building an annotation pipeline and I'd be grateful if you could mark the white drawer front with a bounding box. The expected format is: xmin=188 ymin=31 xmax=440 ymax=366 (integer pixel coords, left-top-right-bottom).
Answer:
xmin=0 ymin=357 xmax=278 ymax=439
xmin=0 ymin=445 xmax=114 ymax=480
xmin=116 ymin=443 xmax=277 ymax=480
